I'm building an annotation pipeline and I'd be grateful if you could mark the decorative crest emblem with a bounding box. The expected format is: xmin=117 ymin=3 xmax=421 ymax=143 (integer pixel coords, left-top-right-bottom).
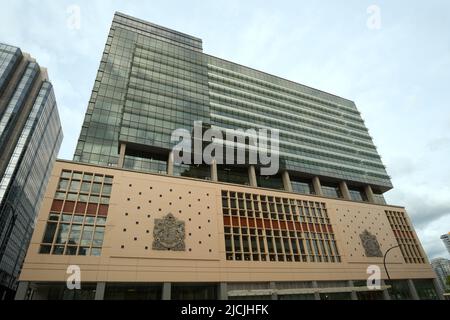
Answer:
xmin=360 ymin=229 xmax=383 ymax=257
xmin=152 ymin=213 xmax=185 ymax=251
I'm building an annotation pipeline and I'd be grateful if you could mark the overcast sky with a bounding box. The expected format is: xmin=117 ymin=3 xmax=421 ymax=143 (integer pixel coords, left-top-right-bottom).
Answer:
xmin=1 ymin=0 xmax=449 ymax=260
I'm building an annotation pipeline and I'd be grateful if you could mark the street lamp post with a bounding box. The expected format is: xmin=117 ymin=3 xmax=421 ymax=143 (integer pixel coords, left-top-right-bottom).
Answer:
xmin=383 ymin=245 xmax=400 ymax=298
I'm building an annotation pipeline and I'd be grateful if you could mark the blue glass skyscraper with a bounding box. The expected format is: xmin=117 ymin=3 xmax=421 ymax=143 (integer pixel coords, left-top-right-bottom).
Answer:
xmin=0 ymin=43 xmax=63 ymax=299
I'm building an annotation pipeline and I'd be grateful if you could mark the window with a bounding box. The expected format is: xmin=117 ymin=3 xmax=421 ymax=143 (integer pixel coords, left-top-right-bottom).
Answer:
xmin=217 ymin=165 xmax=249 ymax=186
xmin=257 ymin=172 xmax=284 ymax=190
xmin=72 ymin=172 xmax=82 ymax=180
xmin=348 ymin=188 xmax=367 ymax=202
xmin=80 ymin=182 xmax=91 ymax=193
xmin=61 ymin=170 xmax=71 ymax=179
xmin=221 ymin=190 xmax=339 ymax=263
xmin=171 ymin=284 xmax=218 ymax=300
xmin=45 ymin=284 xmax=96 ymax=300
xmin=39 ymin=169 xmax=113 ymax=256
xmin=93 ymin=227 xmax=105 ymax=246
xmin=373 ymin=193 xmax=386 ymax=204
xmin=104 ymin=284 xmax=162 ymax=300
xmin=291 ymin=178 xmax=314 ymax=195
xmin=69 ymin=225 xmax=82 ymax=244
xmin=385 ymin=210 xmax=425 ymax=264
xmin=104 ymin=175 xmax=113 ymax=184
xmin=78 ymin=194 xmax=88 ymax=202
xmin=91 ymin=182 xmax=102 ymax=194
xmin=67 ymin=193 xmax=77 ymax=201
xmin=55 ymin=224 xmax=70 ymax=244
xmin=42 ymin=223 xmax=57 ymax=243
xmin=69 ymin=180 xmax=80 ymax=192
xmin=102 ymin=184 xmax=112 ymax=195
xmin=55 ymin=192 xmax=65 ymax=200
xmin=58 ymin=179 xmax=69 ymax=191
xmin=321 ymin=184 xmax=342 ymax=199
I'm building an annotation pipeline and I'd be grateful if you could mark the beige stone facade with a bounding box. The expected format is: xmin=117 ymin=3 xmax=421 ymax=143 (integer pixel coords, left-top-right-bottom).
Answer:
xmin=17 ymin=160 xmax=438 ymax=299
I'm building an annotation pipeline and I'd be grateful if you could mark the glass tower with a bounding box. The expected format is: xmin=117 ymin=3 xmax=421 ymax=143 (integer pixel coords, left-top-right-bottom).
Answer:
xmin=74 ymin=12 xmax=391 ymax=200
xmin=0 ymin=43 xmax=63 ymax=299
xmin=441 ymin=233 xmax=450 ymax=256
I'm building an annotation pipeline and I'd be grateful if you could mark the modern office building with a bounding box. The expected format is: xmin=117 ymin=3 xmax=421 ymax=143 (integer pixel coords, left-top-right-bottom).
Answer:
xmin=441 ymin=233 xmax=450 ymax=256
xmin=0 ymin=43 xmax=63 ymax=299
xmin=431 ymin=258 xmax=450 ymax=293
xmin=16 ymin=12 xmax=439 ymax=300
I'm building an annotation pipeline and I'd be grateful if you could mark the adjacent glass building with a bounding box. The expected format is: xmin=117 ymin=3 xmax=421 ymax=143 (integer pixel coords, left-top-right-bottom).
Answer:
xmin=431 ymin=258 xmax=450 ymax=293
xmin=16 ymin=13 xmax=440 ymax=300
xmin=0 ymin=43 xmax=62 ymax=299
xmin=441 ymin=233 xmax=450 ymax=256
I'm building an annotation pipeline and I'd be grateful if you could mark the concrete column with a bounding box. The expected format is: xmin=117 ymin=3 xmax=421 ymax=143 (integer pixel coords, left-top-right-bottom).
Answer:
xmin=407 ymin=279 xmax=420 ymax=300
xmin=432 ymin=278 xmax=445 ymax=300
xmin=348 ymin=280 xmax=357 ymax=300
xmin=218 ymin=282 xmax=228 ymax=300
xmin=210 ymin=158 xmax=218 ymax=181
xmin=364 ymin=185 xmax=375 ymax=203
xmin=381 ymin=280 xmax=391 ymax=300
xmin=95 ymin=282 xmax=106 ymax=300
xmin=339 ymin=181 xmax=351 ymax=200
xmin=248 ymin=165 xmax=257 ymax=187
xmin=312 ymin=176 xmax=323 ymax=196
xmin=14 ymin=281 xmax=30 ymax=300
xmin=269 ymin=281 xmax=277 ymax=300
xmin=281 ymin=171 xmax=292 ymax=192
xmin=162 ymin=282 xmax=171 ymax=300
xmin=312 ymin=281 xmax=321 ymax=300
xmin=167 ymin=151 xmax=174 ymax=175
xmin=118 ymin=142 xmax=126 ymax=168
